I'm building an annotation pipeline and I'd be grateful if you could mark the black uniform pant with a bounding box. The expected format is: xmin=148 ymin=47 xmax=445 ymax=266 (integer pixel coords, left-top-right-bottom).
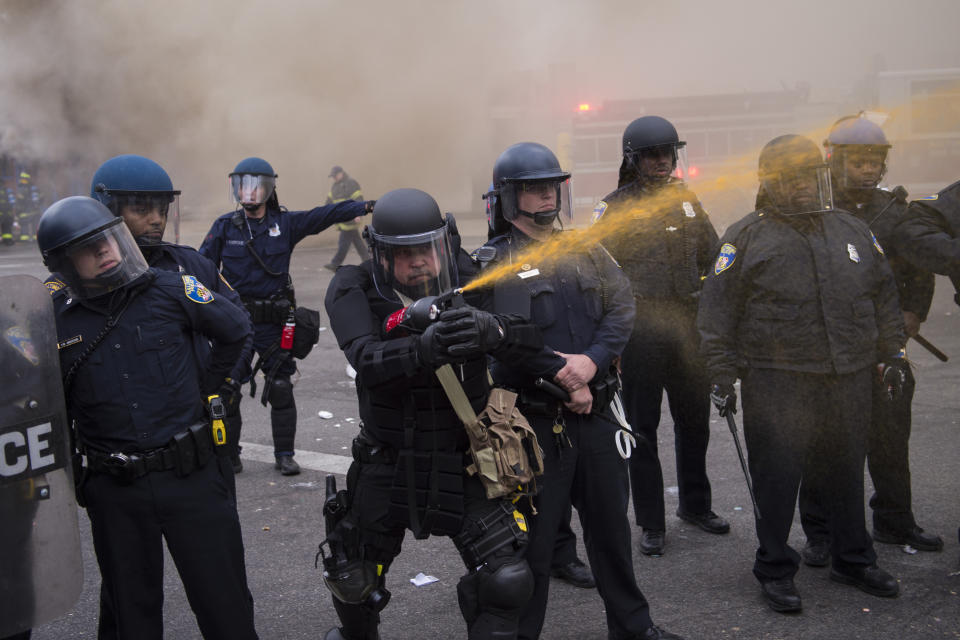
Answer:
xmin=0 ymin=483 xmax=38 ymax=639
xmin=330 ymin=228 xmax=369 ymax=266
xmin=741 ymin=367 xmax=877 ymax=582
xmin=520 ymin=411 xmax=653 ymax=640
xmin=330 ymin=455 xmax=530 ymax=640
xmin=82 ymin=459 xmax=257 ymax=640
xmin=800 ymin=367 xmax=918 ymax=539
xmin=234 ymin=322 xmax=298 ymax=456
xmin=623 ymin=328 xmax=712 ymax=530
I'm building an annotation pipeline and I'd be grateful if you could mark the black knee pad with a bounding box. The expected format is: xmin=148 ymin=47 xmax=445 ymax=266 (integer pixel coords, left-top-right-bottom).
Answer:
xmin=268 ymin=377 xmax=295 ymax=409
xmin=457 ymin=558 xmax=533 ymax=625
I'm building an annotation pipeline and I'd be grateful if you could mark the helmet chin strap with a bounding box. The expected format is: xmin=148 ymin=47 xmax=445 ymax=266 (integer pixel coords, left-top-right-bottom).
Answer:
xmin=518 ymin=208 xmax=559 ymax=226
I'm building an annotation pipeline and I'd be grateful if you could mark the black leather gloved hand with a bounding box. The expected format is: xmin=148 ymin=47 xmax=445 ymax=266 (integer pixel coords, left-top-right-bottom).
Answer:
xmin=435 ymin=307 xmax=504 ymax=359
xmin=364 ymin=200 xmax=376 ymax=214
xmin=881 ymin=358 xmax=908 ymax=401
xmin=219 ymin=377 xmax=242 ymax=412
xmin=710 ymin=382 xmax=737 ymax=417
xmin=415 ymin=323 xmax=449 ymax=367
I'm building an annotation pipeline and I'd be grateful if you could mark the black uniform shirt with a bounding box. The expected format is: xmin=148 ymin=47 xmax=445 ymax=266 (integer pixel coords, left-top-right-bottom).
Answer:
xmin=698 ymin=208 xmax=905 ymax=384
xmin=54 ymin=269 xmax=250 ymax=454
xmin=199 ymin=200 xmax=366 ymax=299
xmin=841 ymin=188 xmax=935 ymax=320
xmin=478 ymin=227 xmax=634 ymax=391
xmin=593 ymin=180 xmax=718 ymax=301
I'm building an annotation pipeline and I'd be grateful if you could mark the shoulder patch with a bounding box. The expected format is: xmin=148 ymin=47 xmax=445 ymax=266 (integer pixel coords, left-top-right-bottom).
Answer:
xmin=870 ymin=232 xmax=884 ymax=255
xmin=182 ymin=274 xmax=214 ymax=304
xmin=44 ymin=279 xmax=66 ymax=295
xmin=591 ymin=201 xmax=608 ymax=223
xmin=714 ymin=243 xmax=737 ymax=275
xmin=682 ymin=201 xmax=696 ymax=218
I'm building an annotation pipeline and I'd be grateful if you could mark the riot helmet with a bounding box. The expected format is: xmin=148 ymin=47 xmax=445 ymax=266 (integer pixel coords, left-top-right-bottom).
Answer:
xmin=37 ymin=197 xmax=148 ymax=300
xmin=364 ymin=188 xmax=457 ymax=302
xmin=229 ymin=157 xmax=278 ymax=212
xmin=824 ymin=116 xmax=891 ymax=194
xmin=619 ymin=116 xmax=689 ymax=188
xmin=91 ymin=154 xmax=182 ymax=246
xmin=757 ymin=135 xmax=833 ymax=216
xmin=488 ymin=142 xmax=572 ymax=232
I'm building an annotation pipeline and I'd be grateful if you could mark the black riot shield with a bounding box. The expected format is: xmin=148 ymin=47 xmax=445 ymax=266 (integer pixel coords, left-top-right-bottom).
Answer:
xmin=0 ymin=275 xmax=83 ymax=637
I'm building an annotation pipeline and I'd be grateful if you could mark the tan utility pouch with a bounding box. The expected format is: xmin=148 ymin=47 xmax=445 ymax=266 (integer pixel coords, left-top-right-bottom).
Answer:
xmin=434 ymin=364 xmax=544 ymax=501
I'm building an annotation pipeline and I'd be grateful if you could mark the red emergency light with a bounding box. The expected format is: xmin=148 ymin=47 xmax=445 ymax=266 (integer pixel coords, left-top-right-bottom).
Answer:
xmin=577 ymin=103 xmax=592 ymax=112
xmin=688 ymin=166 xmax=700 ymax=178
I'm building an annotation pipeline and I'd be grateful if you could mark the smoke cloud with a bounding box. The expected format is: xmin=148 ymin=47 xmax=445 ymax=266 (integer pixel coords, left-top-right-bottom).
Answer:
xmin=1 ymin=0 xmax=958 ymax=232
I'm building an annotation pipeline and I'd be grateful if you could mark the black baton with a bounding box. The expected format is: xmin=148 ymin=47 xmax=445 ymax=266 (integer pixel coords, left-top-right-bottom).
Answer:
xmin=725 ymin=412 xmax=761 ymax=521
xmin=912 ymin=334 xmax=948 ymax=362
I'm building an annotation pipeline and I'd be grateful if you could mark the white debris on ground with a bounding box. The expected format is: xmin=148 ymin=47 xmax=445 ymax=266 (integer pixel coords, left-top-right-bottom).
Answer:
xmin=346 ymin=364 xmax=357 ymax=379
xmin=410 ymin=572 xmax=439 ymax=587
xmin=318 ymin=411 xmax=334 ymax=419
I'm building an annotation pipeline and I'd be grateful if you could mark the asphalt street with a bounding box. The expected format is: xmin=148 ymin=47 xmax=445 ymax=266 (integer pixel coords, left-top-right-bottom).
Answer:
xmin=3 ymin=218 xmax=959 ymax=639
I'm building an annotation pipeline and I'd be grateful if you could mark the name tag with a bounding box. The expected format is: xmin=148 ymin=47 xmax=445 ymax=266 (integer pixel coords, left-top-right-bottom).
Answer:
xmin=518 ymin=269 xmax=540 ymax=279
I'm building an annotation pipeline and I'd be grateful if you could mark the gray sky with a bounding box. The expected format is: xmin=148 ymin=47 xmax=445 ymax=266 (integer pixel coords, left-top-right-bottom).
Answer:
xmin=1 ymin=0 xmax=958 ymax=215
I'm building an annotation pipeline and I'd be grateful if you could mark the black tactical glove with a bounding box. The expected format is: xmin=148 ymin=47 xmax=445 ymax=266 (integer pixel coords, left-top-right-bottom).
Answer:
xmin=415 ymin=323 xmax=449 ymax=367
xmin=434 ymin=307 xmax=505 ymax=359
xmin=363 ymin=200 xmax=376 ymax=214
xmin=219 ymin=377 xmax=242 ymax=413
xmin=881 ymin=358 xmax=908 ymax=401
xmin=710 ymin=382 xmax=737 ymax=417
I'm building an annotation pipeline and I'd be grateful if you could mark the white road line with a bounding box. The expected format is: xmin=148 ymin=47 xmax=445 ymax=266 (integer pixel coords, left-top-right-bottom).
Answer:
xmin=238 ymin=441 xmax=352 ymax=475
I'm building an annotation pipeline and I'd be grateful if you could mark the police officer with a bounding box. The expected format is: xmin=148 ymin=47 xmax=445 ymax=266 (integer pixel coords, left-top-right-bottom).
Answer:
xmin=477 ymin=142 xmax=681 ymax=640
xmin=322 ymin=188 xmax=541 ymax=640
xmin=698 ymin=135 xmax=905 ymax=613
xmin=37 ymin=196 xmax=258 ymax=639
xmin=894 ymin=178 xmax=960 ymax=556
xmin=15 ymin=172 xmax=42 ymax=242
xmin=200 ymin=157 xmax=372 ymax=475
xmin=324 ymin=165 xmax=369 ymax=270
xmin=592 ymin=116 xmax=726 ymax=556
xmin=798 ymin=117 xmax=942 ymax=565
xmin=0 ymin=179 xmax=15 ymax=245
xmin=67 ymin=154 xmax=252 ymax=477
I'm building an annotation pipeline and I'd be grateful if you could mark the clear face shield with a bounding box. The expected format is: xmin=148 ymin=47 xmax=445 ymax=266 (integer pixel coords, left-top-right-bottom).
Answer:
xmin=500 ymin=178 xmax=573 ymax=228
xmin=58 ymin=221 xmax=149 ymax=299
xmin=829 ymin=146 xmax=888 ymax=192
xmin=370 ymin=224 xmax=457 ymax=303
xmin=229 ymin=174 xmax=276 ymax=211
xmin=761 ymin=165 xmax=834 ymax=216
xmin=626 ymin=143 xmax=689 ymax=186
xmin=107 ymin=192 xmax=181 ymax=245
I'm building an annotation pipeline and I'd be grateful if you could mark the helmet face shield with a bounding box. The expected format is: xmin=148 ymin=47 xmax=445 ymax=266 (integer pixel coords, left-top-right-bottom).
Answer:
xmin=57 ymin=220 xmax=148 ymax=299
xmin=370 ymin=225 xmax=456 ymax=302
xmin=105 ymin=192 xmax=180 ymax=245
xmin=499 ymin=177 xmax=573 ymax=227
xmin=625 ymin=142 xmax=688 ymax=185
xmin=230 ymin=174 xmax=276 ymax=208
xmin=761 ymin=165 xmax=834 ymax=215
xmin=829 ymin=146 xmax=888 ymax=192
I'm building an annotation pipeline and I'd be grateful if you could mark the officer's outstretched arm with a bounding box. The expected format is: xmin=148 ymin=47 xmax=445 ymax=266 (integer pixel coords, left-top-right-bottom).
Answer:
xmin=290 ymin=199 xmax=370 ymax=244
